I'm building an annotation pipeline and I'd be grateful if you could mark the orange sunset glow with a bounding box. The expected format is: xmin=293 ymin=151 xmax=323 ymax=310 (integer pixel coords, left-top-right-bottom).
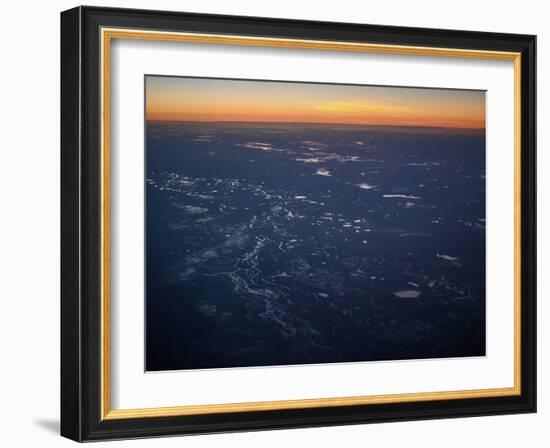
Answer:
xmin=146 ymin=76 xmax=485 ymax=129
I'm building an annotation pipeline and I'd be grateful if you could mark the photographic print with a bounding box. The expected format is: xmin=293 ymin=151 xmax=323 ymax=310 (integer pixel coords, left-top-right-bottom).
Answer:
xmin=145 ymin=75 xmax=486 ymax=371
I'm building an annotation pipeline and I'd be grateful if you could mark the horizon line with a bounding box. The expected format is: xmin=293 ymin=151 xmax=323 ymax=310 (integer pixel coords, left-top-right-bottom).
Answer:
xmin=145 ymin=119 xmax=485 ymax=131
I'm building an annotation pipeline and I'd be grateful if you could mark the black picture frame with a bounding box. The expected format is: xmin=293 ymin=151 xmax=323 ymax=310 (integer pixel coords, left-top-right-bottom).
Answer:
xmin=61 ymin=5 xmax=536 ymax=442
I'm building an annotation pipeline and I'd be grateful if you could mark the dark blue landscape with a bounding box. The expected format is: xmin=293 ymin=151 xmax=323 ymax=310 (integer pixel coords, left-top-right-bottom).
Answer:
xmin=145 ymin=121 xmax=486 ymax=371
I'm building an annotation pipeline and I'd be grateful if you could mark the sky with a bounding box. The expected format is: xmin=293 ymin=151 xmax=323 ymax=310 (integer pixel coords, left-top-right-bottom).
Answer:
xmin=145 ymin=76 xmax=485 ymax=129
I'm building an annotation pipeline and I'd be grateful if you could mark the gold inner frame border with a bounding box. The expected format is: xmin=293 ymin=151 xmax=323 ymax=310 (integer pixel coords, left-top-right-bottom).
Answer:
xmin=99 ymin=27 xmax=522 ymax=421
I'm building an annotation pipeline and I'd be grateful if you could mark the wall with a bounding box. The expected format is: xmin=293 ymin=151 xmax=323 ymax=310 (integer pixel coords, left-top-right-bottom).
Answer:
xmin=0 ymin=0 xmax=546 ymax=446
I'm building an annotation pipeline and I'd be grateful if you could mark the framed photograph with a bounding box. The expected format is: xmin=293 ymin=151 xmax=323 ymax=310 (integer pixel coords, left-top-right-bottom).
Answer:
xmin=60 ymin=6 xmax=536 ymax=442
